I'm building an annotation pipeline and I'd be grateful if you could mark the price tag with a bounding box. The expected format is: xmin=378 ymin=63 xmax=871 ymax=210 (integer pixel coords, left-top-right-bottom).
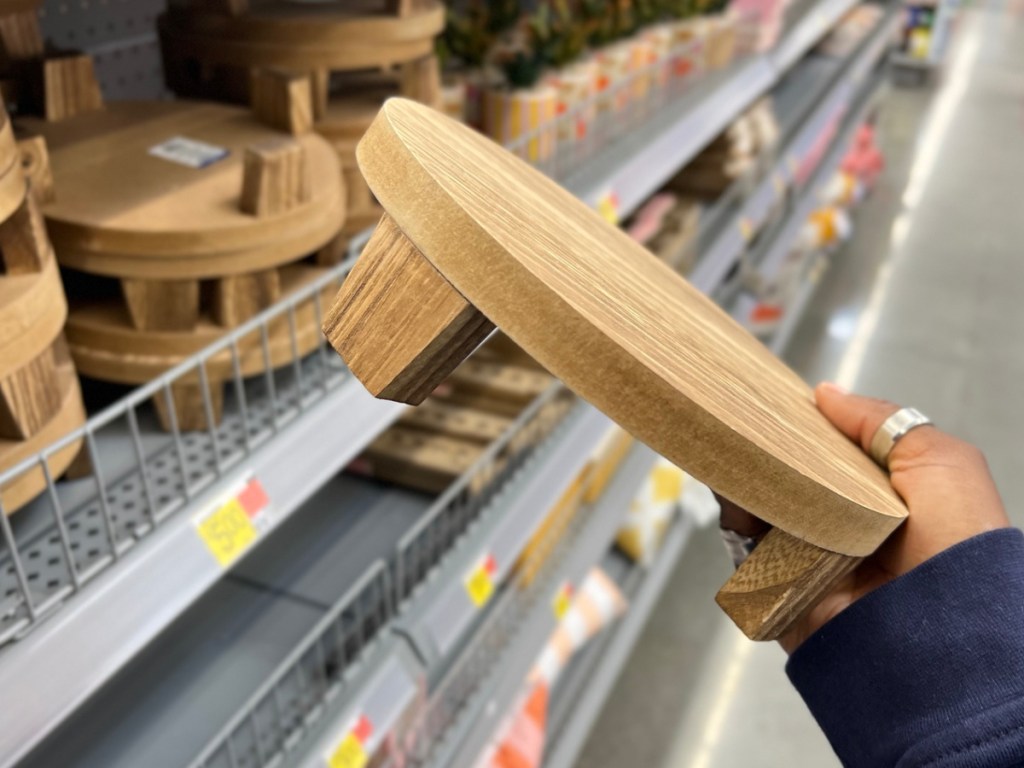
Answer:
xmin=465 ymin=553 xmax=498 ymax=608
xmin=326 ymin=715 xmax=374 ymax=768
xmin=194 ymin=474 xmax=272 ymax=568
xmin=595 ymin=190 xmax=620 ymax=225
xmin=738 ymin=218 xmax=754 ymax=242
xmin=552 ymin=582 xmax=574 ymax=620
xmin=149 ymin=136 xmax=229 ymax=169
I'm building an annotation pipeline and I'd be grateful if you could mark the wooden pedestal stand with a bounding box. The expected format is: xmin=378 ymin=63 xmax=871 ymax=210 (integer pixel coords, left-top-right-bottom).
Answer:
xmin=0 ymin=102 xmax=85 ymax=514
xmin=322 ymin=99 xmax=909 ymax=642
xmin=157 ymin=0 xmax=444 ymax=262
xmin=16 ymin=59 xmax=346 ymax=431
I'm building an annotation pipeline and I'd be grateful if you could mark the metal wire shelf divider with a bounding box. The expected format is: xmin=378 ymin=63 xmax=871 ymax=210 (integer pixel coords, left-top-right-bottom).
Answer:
xmin=186 ymin=384 xmax=577 ymax=768
xmin=0 ymin=246 xmax=367 ymax=646
xmin=401 ymin=458 xmax=595 ymax=768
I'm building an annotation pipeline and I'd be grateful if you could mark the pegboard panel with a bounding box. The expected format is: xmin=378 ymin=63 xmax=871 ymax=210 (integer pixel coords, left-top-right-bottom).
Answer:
xmin=38 ymin=0 xmax=169 ymax=100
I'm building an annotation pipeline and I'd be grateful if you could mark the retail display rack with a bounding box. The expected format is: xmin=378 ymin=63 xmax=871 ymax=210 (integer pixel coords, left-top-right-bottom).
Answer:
xmin=0 ymin=1 xmax=898 ymax=767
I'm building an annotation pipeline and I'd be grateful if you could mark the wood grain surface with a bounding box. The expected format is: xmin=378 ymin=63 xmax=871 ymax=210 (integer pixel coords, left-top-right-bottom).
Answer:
xmin=18 ymin=101 xmax=344 ymax=279
xmin=334 ymin=98 xmax=908 ymax=561
xmin=0 ymin=248 xmax=66 ymax=379
xmin=0 ymin=349 xmax=84 ymax=515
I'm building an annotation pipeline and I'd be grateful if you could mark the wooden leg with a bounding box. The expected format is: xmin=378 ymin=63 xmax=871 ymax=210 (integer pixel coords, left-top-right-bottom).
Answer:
xmin=0 ymin=345 xmax=61 ymax=440
xmin=250 ymin=69 xmax=313 ymax=135
xmin=323 ymin=213 xmax=495 ymax=405
xmin=0 ymin=11 xmax=43 ymax=63
xmin=400 ymin=55 xmax=442 ymax=109
xmin=0 ymin=195 xmax=50 ymax=274
xmin=210 ymin=268 xmax=281 ymax=327
xmin=121 ymin=278 xmax=200 ymax=332
xmin=310 ymin=69 xmax=329 ymax=121
xmin=17 ymin=137 xmax=55 ymax=205
xmin=715 ymin=528 xmax=861 ymax=641
xmin=28 ymin=55 xmax=104 ymax=121
xmin=153 ymin=380 xmax=225 ymax=433
xmin=240 ymin=138 xmax=311 ymax=217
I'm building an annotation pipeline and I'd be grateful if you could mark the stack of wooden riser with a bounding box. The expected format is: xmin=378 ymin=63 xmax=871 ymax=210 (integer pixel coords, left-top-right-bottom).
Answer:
xmin=353 ymin=337 xmax=573 ymax=496
xmin=13 ymin=56 xmax=345 ymax=431
xmin=157 ymin=0 xmax=445 ymax=261
xmin=0 ymin=99 xmax=86 ymax=514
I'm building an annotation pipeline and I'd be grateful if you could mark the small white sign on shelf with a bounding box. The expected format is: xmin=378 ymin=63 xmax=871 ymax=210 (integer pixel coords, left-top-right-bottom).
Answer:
xmin=149 ymin=136 xmax=229 ymax=169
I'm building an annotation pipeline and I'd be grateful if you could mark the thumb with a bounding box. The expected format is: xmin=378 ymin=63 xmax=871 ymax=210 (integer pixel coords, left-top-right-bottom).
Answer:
xmin=813 ymin=382 xmax=900 ymax=454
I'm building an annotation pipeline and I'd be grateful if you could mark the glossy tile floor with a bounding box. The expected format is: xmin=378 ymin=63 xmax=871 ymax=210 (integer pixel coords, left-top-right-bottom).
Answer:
xmin=575 ymin=3 xmax=1024 ymax=766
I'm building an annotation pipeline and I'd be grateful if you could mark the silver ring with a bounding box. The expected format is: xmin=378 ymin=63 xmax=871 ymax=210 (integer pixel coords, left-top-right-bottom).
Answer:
xmin=869 ymin=407 xmax=933 ymax=468
xmin=720 ymin=528 xmax=759 ymax=568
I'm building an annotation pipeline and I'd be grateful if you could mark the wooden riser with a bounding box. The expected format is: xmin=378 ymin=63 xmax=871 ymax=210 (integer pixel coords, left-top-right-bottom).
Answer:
xmin=18 ymin=101 xmax=345 ymax=280
xmin=157 ymin=2 xmax=444 ymax=74
xmin=65 ymin=264 xmax=337 ymax=431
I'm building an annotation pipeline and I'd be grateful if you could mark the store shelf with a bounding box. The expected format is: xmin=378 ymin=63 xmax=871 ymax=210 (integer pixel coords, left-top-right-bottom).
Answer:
xmin=0 ymin=272 xmax=409 ymax=767
xmin=395 ymin=405 xmax=612 ymax=666
xmin=544 ymin=516 xmax=693 ymax=768
xmin=752 ymin=68 xmax=889 ymax=282
xmin=564 ymin=0 xmax=867 ymax=221
xmin=689 ymin=2 xmax=899 ymax=293
xmin=0 ymin=2 xmax=894 ymax=763
xmin=771 ymin=0 xmax=862 ymax=73
xmin=416 ymin=443 xmax=661 ymax=768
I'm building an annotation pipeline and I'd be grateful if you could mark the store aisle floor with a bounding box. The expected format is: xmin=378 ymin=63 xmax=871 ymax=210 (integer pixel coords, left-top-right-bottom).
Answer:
xmin=575 ymin=3 xmax=1024 ymax=766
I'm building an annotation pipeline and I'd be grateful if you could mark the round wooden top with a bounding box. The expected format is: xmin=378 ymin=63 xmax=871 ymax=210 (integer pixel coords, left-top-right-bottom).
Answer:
xmin=18 ymin=101 xmax=345 ymax=279
xmin=0 ymin=0 xmax=42 ymax=12
xmin=356 ymin=98 xmax=908 ymax=556
xmin=159 ymin=0 xmax=444 ymax=71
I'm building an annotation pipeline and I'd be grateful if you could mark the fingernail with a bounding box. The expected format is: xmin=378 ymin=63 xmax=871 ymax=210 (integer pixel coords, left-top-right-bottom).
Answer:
xmin=818 ymin=381 xmax=849 ymax=395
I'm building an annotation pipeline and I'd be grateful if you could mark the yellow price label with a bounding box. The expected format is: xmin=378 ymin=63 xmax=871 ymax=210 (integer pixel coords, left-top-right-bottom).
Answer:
xmin=327 ymin=733 xmax=368 ymax=768
xmin=738 ymin=219 xmax=754 ymax=242
xmin=196 ymin=498 xmax=258 ymax=567
xmin=552 ymin=584 xmax=573 ymax=620
xmin=596 ymin=192 xmax=620 ymax=225
xmin=465 ymin=568 xmax=495 ymax=608
xmin=465 ymin=554 xmax=497 ymax=608
xmin=651 ymin=464 xmax=684 ymax=503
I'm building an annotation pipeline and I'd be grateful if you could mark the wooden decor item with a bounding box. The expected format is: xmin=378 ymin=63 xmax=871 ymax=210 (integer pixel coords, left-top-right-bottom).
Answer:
xmin=158 ymin=1 xmax=445 ymax=73
xmin=250 ymin=68 xmax=313 ymax=136
xmin=0 ymin=95 xmax=85 ymax=512
xmin=323 ymin=99 xmax=910 ymax=641
xmin=16 ymin=99 xmax=344 ymax=431
xmin=159 ymin=2 xmax=444 ymax=261
xmin=0 ymin=3 xmax=43 ymax=64
xmin=240 ymin=137 xmax=311 ymax=217
xmin=31 ymin=55 xmax=105 ymax=122
xmin=17 ymin=100 xmax=343 ymax=278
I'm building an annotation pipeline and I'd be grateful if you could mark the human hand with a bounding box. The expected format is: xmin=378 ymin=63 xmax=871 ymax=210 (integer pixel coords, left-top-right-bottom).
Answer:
xmin=720 ymin=382 xmax=1011 ymax=654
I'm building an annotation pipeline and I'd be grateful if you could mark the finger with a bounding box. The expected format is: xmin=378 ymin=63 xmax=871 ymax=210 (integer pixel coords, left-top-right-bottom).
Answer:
xmin=813 ymin=382 xmax=950 ymax=469
xmin=813 ymin=382 xmax=901 ymax=454
xmin=714 ymin=492 xmax=771 ymax=537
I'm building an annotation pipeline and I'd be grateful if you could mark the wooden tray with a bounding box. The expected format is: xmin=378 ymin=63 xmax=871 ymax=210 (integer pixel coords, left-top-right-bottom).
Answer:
xmin=159 ymin=0 xmax=444 ymax=72
xmin=18 ymin=101 xmax=345 ymax=279
xmin=323 ymin=99 xmax=909 ymax=641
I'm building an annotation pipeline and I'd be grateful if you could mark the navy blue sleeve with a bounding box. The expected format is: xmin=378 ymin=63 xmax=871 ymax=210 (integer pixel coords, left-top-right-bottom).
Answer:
xmin=786 ymin=528 xmax=1024 ymax=768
